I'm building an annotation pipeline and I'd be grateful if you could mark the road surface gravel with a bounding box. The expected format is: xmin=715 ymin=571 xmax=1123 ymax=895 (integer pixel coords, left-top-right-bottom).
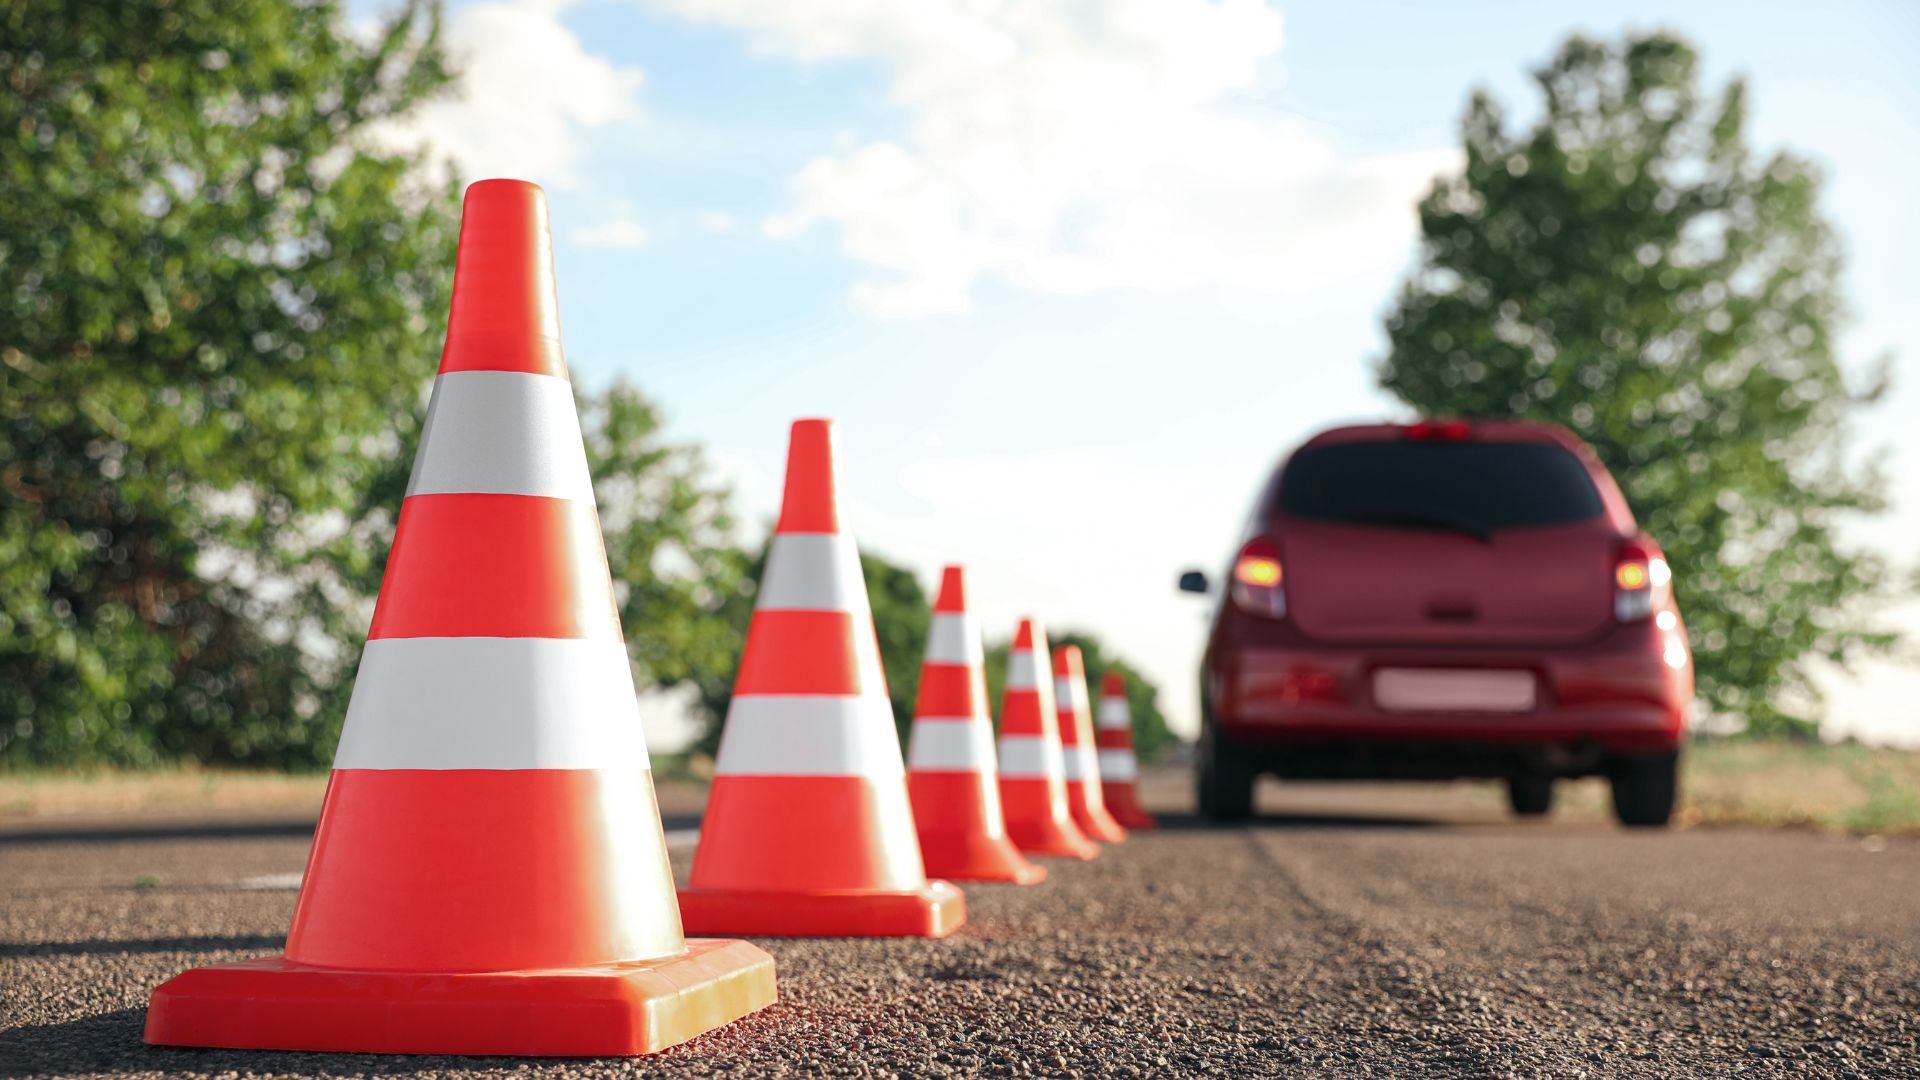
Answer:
xmin=3 ymin=774 xmax=1915 ymax=1077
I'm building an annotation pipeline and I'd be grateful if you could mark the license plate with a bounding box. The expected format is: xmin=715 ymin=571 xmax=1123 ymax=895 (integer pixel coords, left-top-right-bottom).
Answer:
xmin=1373 ymin=668 xmax=1536 ymax=712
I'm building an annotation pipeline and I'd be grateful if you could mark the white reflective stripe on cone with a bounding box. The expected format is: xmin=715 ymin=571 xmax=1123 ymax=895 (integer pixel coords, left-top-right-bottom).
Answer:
xmin=1055 ymin=677 xmax=1089 ymax=719
xmin=923 ymin=612 xmax=983 ymax=666
xmin=756 ymin=533 xmax=869 ymax=614
xmin=405 ymin=371 xmax=594 ymax=501
xmin=714 ymin=694 xmax=906 ymax=778
xmin=1007 ymin=650 xmax=1041 ymax=691
xmin=998 ymin=734 xmax=1063 ymax=779
xmin=336 ymin=637 xmax=649 ymax=769
xmin=908 ymin=718 xmax=997 ymax=772
xmin=1099 ymin=748 xmax=1139 ymax=781
xmin=1096 ymin=698 xmax=1131 ymax=730
xmin=1062 ymin=743 xmax=1101 ymax=781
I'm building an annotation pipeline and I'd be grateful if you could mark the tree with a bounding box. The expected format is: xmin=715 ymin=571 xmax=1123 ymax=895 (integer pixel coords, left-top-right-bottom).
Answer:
xmin=1377 ymin=33 xmax=1895 ymax=738
xmin=584 ymin=383 xmax=754 ymax=725
xmin=983 ymin=631 xmax=1176 ymax=763
xmin=1 ymin=0 xmax=458 ymax=766
xmin=0 ymin=3 xmax=749 ymax=770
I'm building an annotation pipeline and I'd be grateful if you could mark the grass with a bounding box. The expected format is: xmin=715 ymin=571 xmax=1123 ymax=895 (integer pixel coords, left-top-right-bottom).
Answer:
xmin=0 ymin=752 xmax=711 ymax=823
xmin=3 ymin=739 xmax=1915 ymax=834
xmin=0 ymin=766 xmax=330 ymax=821
xmin=1678 ymin=738 xmax=1920 ymax=834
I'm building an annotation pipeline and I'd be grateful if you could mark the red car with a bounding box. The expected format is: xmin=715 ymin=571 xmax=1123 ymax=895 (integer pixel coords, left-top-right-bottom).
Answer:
xmin=1180 ymin=419 xmax=1693 ymax=826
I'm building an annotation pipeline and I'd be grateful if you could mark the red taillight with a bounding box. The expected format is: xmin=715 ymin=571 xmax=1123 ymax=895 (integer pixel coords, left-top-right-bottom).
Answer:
xmin=1406 ymin=418 xmax=1472 ymax=441
xmin=1614 ymin=538 xmax=1671 ymax=622
xmin=1231 ymin=538 xmax=1286 ymax=619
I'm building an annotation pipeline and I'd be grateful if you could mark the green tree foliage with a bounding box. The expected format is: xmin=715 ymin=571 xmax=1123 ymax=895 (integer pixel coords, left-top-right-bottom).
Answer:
xmin=1378 ymin=33 xmax=1894 ymax=738
xmin=0 ymin=3 xmax=749 ymax=770
xmin=1 ymin=0 xmax=458 ymax=766
xmin=582 ymin=383 xmax=754 ymax=720
xmin=863 ymin=553 xmax=932 ymax=744
xmin=982 ymin=631 xmax=1176 ymax=763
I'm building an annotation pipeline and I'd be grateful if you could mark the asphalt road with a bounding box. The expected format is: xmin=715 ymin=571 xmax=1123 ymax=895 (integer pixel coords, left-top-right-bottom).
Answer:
xmin=2 ymin=772 xmax=1916 ymax=1077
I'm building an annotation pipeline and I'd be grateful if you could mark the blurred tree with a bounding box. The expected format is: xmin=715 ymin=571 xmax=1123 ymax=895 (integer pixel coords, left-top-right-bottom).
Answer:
xmin=1 ymin=0 xmax=458 ymax=766
xmin=685 ymin=544 xmax=929 ymax=756
xmin=0 ymin=3 xmax=746 ymax=770
xmin=863 ymin=553 xmax=932 ymax=744
xmin=983 ymin=631 xmax=1176 ymax=763
xmin=583 ymin=382 xmax=754 ymax=733
xmin=1378 ymin=33 xmax=1895 ymax=738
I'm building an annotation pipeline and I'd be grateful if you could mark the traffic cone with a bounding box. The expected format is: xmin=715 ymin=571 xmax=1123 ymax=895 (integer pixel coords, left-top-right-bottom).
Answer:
xmin=142 ymin=180 xmax=775 ymax=1057
xmin=1097 ymin=670 xmax=1159 ymax=829
xmin=1055 ymin=645 xmax=1128 ymax=843
xmin=905 ymin=567 xmax=1046 ymax=885
xmin=677 ymin=419 xmax=966 ymax=937
xmin=998 ymin=620 xmax=1099 ymax=860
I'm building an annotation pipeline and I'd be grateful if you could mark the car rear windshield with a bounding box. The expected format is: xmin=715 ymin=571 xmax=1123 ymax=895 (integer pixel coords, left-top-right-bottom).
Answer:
xmin=1277 ymin=439 xmax=1606 ymax=534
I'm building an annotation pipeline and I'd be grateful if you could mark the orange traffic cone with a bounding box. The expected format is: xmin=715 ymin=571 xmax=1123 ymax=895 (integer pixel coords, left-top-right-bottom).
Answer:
xmin=998 ymin=619 xmax=1099 ymax=860
xmin=906 ymin=567 xmax=1046 ymax=884
xmin=677 ymin=420 xmax=966 ymax=937
xmin=1055 ymin=645 xmax=1128 ymax=843
xmin=143 ymin=180 xmax=775 ymax=1057
xmin=1097 ymin=670 xmax=1159 ymax=829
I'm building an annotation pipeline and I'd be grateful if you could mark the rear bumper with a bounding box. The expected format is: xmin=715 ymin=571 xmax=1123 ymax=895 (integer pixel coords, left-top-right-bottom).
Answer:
xmin=1207 ymin=617 xmax=1691 ymax=761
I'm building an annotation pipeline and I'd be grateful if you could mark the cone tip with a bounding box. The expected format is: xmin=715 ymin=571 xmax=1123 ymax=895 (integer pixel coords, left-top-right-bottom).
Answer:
xmin=776 ymin=418 xmax=841 ymax=534
xmin=1053 ymin=644 xmax=1083 ymax=675
xmin=465 ymin=177 xmax=547 ymax=201
xmin=1013 ymin=617 xmax=1043 ymax=651
xmin=441 ymin=177 xmax=565 ymax=378
xmin=934 ymin=565 xmax=967 ymax=612
xmin=1101 ymin=669 xmax=1127 ymax=697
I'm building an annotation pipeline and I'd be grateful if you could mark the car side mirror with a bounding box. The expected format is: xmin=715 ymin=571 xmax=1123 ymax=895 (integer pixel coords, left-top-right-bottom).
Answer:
xmin=1178 ymin=570 xmax=1210 ymax=594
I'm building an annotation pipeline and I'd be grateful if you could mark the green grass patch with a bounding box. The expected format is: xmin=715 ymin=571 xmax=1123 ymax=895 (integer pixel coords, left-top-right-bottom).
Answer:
xmin=1681 ymin=739 xmax=1920 ymax=834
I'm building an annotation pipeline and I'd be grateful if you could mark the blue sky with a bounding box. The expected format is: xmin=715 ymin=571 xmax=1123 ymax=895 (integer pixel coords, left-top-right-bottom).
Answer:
xmin=369 ymin=0 xmax=1919 ymax=746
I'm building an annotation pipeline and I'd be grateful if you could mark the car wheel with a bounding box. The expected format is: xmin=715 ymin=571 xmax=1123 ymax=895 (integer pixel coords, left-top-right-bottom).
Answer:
xmin=1608 ymin=751 xmax=1679 ymax=828
xmin=1507 ymin=775 xmax=1554 ymax=817
xmin=1196 ymin=723 xmax=1256 ymax=822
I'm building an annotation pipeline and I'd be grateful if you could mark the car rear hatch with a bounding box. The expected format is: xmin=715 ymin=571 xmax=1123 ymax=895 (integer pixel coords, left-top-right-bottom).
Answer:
xmin=1275 ymin=436 xmax=1619 ymax=647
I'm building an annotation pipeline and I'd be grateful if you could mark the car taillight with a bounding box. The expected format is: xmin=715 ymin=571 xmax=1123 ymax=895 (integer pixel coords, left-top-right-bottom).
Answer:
xmin=1231 ymin=537 xmax=1286 ymax=619
xmin=1614 ymin=538 xmax=1671 ymax=622
xmin=1406 ymin=418 xmax=1472 ymax=441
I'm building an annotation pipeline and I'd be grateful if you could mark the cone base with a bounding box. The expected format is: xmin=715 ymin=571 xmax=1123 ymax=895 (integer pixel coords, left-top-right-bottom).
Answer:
xmin=1103 ymin=787 xmax=1159 ymax=831
xmin=143 ymin=939 xmax=776 ymax=1057
xmin=1006 ymin=820 xmax=1099 ymax=860
xmin=918 ymin=830 xmax=1048 ymax=885
xmin=677 ymin=880 xmax=966 ymax=938
xmin=1070 ymin=803 xmax=1129 ymax=844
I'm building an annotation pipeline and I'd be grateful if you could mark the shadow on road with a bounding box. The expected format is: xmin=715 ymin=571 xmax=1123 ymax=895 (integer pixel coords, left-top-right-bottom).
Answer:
xmin=0 ymin=821 xmax=317 ymax=846
xmin=0 ymin=1008 xmax=629 ymax=1076
xmin=1156 ymin=810 xmax=1449 ymax=831
xmin=0 ymin=934 xmax=287 ymax=959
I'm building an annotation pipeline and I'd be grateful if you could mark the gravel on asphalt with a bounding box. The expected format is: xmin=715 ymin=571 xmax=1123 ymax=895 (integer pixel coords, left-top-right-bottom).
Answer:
xmin=3 ymin=774 xmax=1916 ymax=1077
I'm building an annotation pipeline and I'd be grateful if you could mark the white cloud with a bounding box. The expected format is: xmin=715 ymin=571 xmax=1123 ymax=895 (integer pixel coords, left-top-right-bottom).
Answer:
xmin=697 ymin=211 xmax=741 ymax=234
xmin=648 ymin=0 xmax=1456 ymax=315
xmin=374 ymin=0 xmax=645 ymax=188
xmin=572 ymin=202 xmax=652 ymax=248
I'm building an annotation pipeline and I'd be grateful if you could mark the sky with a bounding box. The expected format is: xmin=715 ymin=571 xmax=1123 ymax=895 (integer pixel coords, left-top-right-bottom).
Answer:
xmin=359 ymin=0 xmax=1919 ymax=749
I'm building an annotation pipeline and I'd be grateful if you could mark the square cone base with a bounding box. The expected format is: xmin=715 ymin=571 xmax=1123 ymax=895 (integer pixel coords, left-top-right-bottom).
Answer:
xmin=143 ymin=938 xmax=776 ymax=1057
xmin=677 ymin=880 xmax=965 ymax=938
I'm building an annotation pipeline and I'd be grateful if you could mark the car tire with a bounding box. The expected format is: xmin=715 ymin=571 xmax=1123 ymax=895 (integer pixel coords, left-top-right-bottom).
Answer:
xmin=1196 ymin=723 xmax=1256 ymax=822
xmin=1507 ymin=775 xmax=1554 ymax=817
xmin=1608 ymin=751 xmax=1680 ymax=828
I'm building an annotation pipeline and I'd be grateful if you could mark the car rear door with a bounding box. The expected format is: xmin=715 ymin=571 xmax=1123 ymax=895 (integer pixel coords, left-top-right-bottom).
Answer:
xmin=1274 ymin=437 xmax=1620 ymax=647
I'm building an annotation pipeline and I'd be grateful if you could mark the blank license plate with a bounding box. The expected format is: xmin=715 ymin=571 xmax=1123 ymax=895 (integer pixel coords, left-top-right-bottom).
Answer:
xmin=1373 ymin=669 xmax=1537 ymax=712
